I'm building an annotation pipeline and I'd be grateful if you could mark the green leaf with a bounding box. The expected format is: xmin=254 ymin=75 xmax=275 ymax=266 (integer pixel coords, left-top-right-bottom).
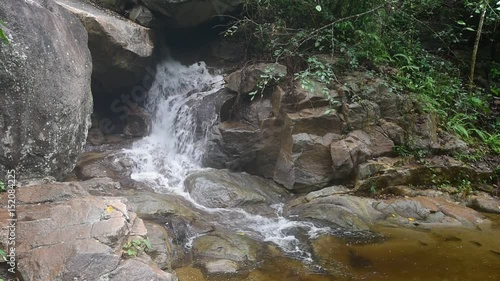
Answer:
xmin=465 ymin=27 xmax=475 ymax=32
xmin=315 ymin=5 xmax=322 ymax=12
xmin=457 ymin=20 xmax=466 ymax=26
xmin=0 ymin=29 xmax=8 ymax=44
xmin=0 ymin=248 xmax=6 ymax=261
xmin=143 ymin=239 xmax=152 ymax=250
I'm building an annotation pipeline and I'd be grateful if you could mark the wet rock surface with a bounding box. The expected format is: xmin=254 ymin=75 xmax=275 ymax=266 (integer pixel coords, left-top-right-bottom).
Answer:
xmin=285 ymin=185 xmax=492 ymax=231
xmin=192 ymin=232 xmax=260 ymax=273
xmin=185 ymin=169 xmax=289 ymax=214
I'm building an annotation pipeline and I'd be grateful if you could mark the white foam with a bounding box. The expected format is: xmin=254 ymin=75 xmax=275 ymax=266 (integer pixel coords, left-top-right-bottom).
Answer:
xmin=125 ymin=59 xmax=332 ymax=262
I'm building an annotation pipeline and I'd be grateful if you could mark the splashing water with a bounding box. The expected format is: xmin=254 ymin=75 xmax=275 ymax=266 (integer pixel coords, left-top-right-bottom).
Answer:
xmin=126 ymin=59 xmax=332 ymax=261
xmin=128 ymin=60 xmax=222 ymax=189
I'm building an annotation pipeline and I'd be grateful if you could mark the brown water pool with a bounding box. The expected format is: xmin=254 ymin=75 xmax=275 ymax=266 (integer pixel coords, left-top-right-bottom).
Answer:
xmin=176 ymin=214 xmax=500 ymax=281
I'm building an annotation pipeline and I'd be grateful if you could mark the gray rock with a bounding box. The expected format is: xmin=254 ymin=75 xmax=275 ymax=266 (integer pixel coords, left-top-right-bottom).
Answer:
xmin=192 ymin=232 xmax=259 ymax=263
xmin=0 ymin=182 xmax=167 ymax=281
xmin=126 ymin=192 xmax=198 ymax=218
xmin=144 ymin=222 xmax=174 ymax=270
xmin=468 ymin=196 xmax=500 ymax=214
xmin=80 ymin=177 xmax=122 ymax=196
xmin=205 ymin=259 xmax=239 ymax=274
xmin=342 ymin=72 xmax=410 ymax=124
xmin=284 ymin=107 xmax=344 ymax=136
xmin=56 ymin=0 xmax=155 ymax=99
xmin=129 ymin=5 xmax=156 ymax=27
xmin=74 ymin=151 xmax=137 ymax=181
xmin=274 ymin=133 xmax=340 ymax=192
xmin=90 ymin=0 xmax=134 ymax=13
xmin=330 ymin=131 xmax=372 ymax=180
xmin=344 ymin=101 xmax=380 ymax=130
xmin=186 ymin=88 xmax=236 ymax=141
xmin=355 ymin=156 xmax=494 ymax=193
xmin=286 ymin=187 xmax=491 ymax=231
xmin=87 ymin=127 xmax=106 ymax=146
xmin=185 ymin=169 xmax=289 ymax=215
xmin=373 ymin=196 xmax=490 ymax=228
xmin=0 ymin=0 xmax=93 ymax=180
xmin=106 ymin=258 xmax=178 ymax=281
xmin=281 ymin=82 xmax=336 ymax=112
xmin=224 ymin=63 xmax=287 ymax=94
xmin=285 ymin=194 xmax=381 ymax=231
xmin=123 ymin=108 xmax=152 ymax=137
xmin=142 ymin=0 xmax=243 ymax=28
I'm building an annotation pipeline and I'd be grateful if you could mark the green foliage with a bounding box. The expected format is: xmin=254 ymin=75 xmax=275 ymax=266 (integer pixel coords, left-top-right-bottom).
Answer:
xmin=249 ymin=65 xmax=286 ymax=100
xmin=122 ymin=238 xmax=152 ymax=258
xmin=0 ymin=19 xmax=9 ymax=44
xmin=0 ymin=248 xmax=5 ymax=281
xmin=294 ymin=57 xmax=340 ymax=113
xmin=0 ymin=181 xmax=5 ymax=192
xmin=0 ymin=248 xmax=6 ymax=262
xmin=231 ymin=0 xmax=499 ymax=155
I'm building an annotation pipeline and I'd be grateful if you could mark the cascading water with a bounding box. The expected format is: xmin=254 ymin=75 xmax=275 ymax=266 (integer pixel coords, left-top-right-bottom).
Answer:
xmin=126 ymin=59 xmax=332 ymax=262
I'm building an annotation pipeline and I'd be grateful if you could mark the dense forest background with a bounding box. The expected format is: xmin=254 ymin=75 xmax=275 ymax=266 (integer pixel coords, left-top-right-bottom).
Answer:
xmin=223 ymin=0 xmax=500 ymax=158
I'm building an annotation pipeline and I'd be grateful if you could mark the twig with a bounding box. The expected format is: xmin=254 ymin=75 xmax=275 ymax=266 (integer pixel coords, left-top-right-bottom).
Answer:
xmin=297 ymin=2 xmax=389 ymax=48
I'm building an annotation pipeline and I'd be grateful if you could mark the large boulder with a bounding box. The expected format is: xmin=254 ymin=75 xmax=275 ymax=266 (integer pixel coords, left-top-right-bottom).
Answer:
xmin=56 ymin=0 xmax=155 ymax=101
xmin=285 ymin=186 xmax=491 ymax=232
xmin=274 ymin=133 xmax=341 ymax=192
xmin=285 ymin=187 xmax=381 ymax=231
xmin=0 ymin=0 xmax=93 ymax=180
xmin=142 ymin=0 xmax=243 ymax=28
xmin=224 ymin=63 xmax=287 ymax=95
xmin=355 ymin=156 xmax=495 ymax=193
xmin=330 ymin=128 xmax=395 ymax=180
xmin=0 ymin=182 xmax=176 ymax=280
xmin=185 ymin=169 xmax=289 ymax=215
xmin=203 ymin=95 xmax=283 ymax=178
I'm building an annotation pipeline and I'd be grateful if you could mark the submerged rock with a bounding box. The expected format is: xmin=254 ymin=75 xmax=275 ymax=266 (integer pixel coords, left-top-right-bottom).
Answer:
xmin=0 ymin=0 xmax=93 ymax=180
xmin=192 ymin=232 xmax=260 ymax=272
xmin=205 ymin=259 xmax=239 ymax=274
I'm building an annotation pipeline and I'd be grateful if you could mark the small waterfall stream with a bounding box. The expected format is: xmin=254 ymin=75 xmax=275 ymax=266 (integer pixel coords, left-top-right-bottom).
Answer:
xmin=125 ymin=59 xmax=332 ymax=262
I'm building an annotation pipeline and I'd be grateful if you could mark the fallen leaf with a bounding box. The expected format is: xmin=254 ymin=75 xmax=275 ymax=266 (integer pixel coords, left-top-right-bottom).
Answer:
xmin=106 ymin=205 xmax=114 ymax=213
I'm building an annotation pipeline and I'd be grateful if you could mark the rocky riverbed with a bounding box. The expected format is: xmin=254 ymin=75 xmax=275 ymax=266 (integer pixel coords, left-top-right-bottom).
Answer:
xmin=1 ymin=0 xmax=499 ymax=280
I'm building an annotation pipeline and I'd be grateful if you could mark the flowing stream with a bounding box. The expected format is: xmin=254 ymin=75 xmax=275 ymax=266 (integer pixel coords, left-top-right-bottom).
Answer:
xmin=122 ymin=59 xmax=500 ymax=281
xmin=125 ymin=59 xmax=332 ymax=261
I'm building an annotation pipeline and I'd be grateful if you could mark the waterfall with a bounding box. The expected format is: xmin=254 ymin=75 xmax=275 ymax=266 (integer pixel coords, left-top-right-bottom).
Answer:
xmin=126 ymin=59 xmax=332 ymax=261
xmin=128 ymin=60 xmax=222 ymax=190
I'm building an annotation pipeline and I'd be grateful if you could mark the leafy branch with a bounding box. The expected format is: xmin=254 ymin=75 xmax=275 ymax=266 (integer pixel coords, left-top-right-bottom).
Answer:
xmin=296 ymin=2 xmax=390 ymax=50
